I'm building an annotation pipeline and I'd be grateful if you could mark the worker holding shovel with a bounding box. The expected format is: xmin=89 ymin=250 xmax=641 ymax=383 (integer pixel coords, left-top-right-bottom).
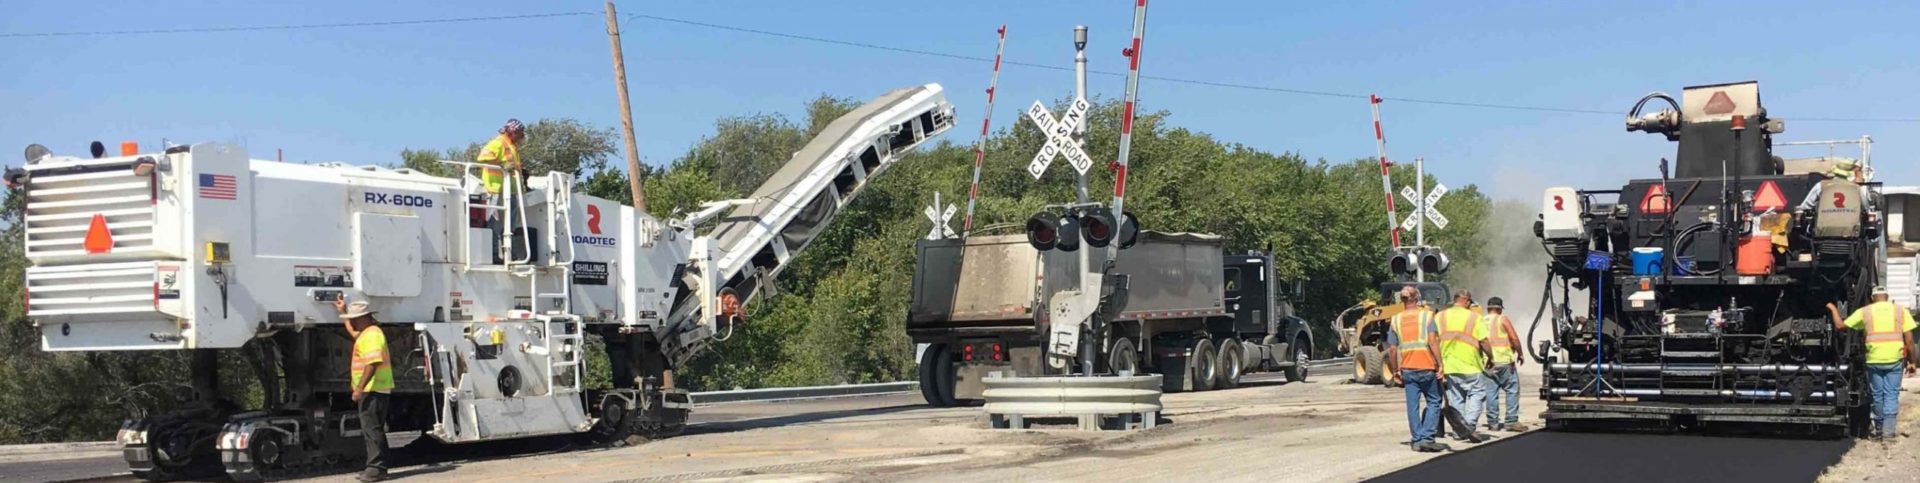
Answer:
xmin=1437 ymin=291 xmax=1496 ymax=443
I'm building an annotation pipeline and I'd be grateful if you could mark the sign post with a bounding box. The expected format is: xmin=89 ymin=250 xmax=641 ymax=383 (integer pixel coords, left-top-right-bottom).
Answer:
xmin=1398 ymin=157 xmax=1449 ymax=281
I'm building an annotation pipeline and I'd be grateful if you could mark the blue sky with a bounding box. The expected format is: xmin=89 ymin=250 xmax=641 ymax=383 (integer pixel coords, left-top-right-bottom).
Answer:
xmin=4 ymin=1 xmax=1916 ymax=201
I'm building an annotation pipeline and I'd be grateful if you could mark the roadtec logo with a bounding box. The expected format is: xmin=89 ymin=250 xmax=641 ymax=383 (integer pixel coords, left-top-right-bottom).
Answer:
xmin=574 ymin=204 xmax=615 ymax=247
xmin=573 ymin=235 xmax=616 ymax=247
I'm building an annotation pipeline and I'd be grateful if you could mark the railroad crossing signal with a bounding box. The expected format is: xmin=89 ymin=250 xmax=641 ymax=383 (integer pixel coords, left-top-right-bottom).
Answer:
xmin=1400 ymin=183 xmax=1450 ymax=231
xmin=1024 ymin=98 xmax=1095 ymax=178
xmin=924 ymin=192 xmax=957 ymax=240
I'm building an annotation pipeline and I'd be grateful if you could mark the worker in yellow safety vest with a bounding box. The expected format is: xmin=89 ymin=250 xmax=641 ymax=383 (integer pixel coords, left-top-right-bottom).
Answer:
xmin=1828 ymin=286 xmax=1919 ymax=441
xmin=336 ymin=298 xmax=393 ymax=482
xmin=477 ymin=119 xmax=525 ymax=263
xmin=1478 ymin=297 xmax=1529 ymax=432
xmin=1438 ymin=290 xmax=1495 ymax=443
xmin=1388 ymin=286 xmax=1450 ymax=453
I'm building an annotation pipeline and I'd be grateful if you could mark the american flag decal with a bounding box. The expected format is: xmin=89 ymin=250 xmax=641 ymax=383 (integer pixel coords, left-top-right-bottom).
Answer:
xmin=198 ymin=173 xmax=236 ymax=200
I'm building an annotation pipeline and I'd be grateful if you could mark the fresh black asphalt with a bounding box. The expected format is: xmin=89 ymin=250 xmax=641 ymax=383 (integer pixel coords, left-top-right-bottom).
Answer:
xmin=1370 ymin=431 xmax=1853 ymax=483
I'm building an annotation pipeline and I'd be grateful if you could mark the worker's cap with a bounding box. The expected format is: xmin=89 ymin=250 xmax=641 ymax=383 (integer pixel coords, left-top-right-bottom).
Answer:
xmin=1454 ymin=290 xmax=1473 ymax=302
xmin=1872 ymin=285 xmax=1890 ymax=296
xmin=1486 ymin=297 xmax=1504 ymax=309
xmin=1830 ymin=159 xmax=1857 ymax=179
xmin=339 ymin=300 xmax=377 ymax=319
xmin=1398 ymin=286 xmax=1421 ymax=303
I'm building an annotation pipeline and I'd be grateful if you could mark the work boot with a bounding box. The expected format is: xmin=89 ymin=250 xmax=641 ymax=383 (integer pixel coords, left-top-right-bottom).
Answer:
xmin=1414 ymin=441 xmax=1447 ymax=453
xmin=1505 ymin=422 xmax=1530 ymax=432
xmin=357 ymin=468 xmax=387 ymax=482
xmin=1454 ymin=431 xmax=1487 ymax=443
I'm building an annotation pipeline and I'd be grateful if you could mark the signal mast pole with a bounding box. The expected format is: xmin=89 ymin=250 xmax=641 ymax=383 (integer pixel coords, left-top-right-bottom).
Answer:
xmin=1415 ymin=157 xmax=1426 ymax=282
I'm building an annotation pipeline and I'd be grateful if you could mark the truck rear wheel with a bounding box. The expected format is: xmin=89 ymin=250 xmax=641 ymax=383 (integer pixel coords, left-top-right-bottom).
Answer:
xmin=1216 ymin=339 xmax=1243 ymax=389
xmin=918 ymin=343 xmax=944 ymax=406
xmin=919 ymin=344 xmax=960 ymax=407
xmin=1107 ymin=338 xmax=1139 ymax=376
xmin=1353 ymin=346 xmax=1385 ymax=385
xmin=1191 ymin=339 xmax=1218 ymax=391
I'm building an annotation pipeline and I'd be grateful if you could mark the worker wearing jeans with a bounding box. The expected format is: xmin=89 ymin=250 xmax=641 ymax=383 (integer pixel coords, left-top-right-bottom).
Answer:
xmin=1438 ymin=291 xmax=1494 ymax=443
xmin=1828 ymin=287 xmax=1918 ymax=441
xmin=1479 ymin=298 xmax=1528 ymax=432
xmin=1388 ymin=287 xmax=1449 ymax=453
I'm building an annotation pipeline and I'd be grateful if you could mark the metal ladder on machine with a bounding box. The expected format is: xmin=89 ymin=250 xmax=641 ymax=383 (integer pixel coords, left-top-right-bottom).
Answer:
xmin=435 ymin=159 xmax=584 ymax=396
xmin=530 ymin=172 xmax=583 ymax=397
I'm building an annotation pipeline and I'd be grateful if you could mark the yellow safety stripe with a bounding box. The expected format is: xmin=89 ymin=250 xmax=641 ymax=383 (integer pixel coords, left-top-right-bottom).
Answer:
xmin=1440 ymin=310 xmax=1478 ymax=346
xmin=1486 ymin=315 xmax=1513 ymax=348
xmin=1866 ymin=307 xmax=1904 ymax=343
xmin=1397 ymin=311 xmax=1433 ymax=349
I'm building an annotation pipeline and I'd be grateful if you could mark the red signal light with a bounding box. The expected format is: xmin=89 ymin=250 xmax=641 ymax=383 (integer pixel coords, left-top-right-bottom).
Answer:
xmin=1751 ymin=180 xmax=1787 ymax=213
xmin=1640 ymin=184 xmax=1672 ymax=215
xmin=963 ymin=344 xmax=974 ymax=362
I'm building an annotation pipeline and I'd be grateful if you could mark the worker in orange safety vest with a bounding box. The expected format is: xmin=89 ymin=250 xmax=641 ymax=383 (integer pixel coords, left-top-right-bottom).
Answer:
xmin=1388 ymin=286 xmax=1450 ymax=453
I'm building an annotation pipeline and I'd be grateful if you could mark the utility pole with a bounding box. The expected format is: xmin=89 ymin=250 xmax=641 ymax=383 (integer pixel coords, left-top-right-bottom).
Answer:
xmin=605 ymin=0 xmax=647 ymax=211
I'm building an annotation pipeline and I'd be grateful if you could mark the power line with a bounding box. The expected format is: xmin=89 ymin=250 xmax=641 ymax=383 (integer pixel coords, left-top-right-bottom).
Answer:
xmin=0 ymin=11 xmax=595 ymax=38
xmin=628 ymin=12 xmax=1920 ymax=123
xmin=4 ymin=9 xmax=1916 ymax=124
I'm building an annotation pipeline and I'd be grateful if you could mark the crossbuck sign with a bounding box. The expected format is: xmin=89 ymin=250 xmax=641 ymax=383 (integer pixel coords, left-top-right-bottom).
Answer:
xmin=1024 ymin=98 xmax=1095 ymax=179
xmin=924 ymin=192 xmax=957 ymax=240
xmin=1400 ymin=183 xmax=1449 ymax=231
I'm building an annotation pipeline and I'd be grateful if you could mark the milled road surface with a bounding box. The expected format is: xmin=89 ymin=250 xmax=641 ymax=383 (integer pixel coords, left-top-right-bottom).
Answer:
xmin=10 ymin=364 xmax=1917 ymax=482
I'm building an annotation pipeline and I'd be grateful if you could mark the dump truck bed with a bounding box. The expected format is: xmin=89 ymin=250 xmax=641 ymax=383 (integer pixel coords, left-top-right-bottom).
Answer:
xmin=907 ymin=232 xmax=1227 ymax=337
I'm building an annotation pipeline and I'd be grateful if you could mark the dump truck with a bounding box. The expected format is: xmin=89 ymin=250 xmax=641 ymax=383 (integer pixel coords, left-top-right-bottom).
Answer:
xmin=1534 ymin=81 xmax=1880 ymax=436
xmin=906 ymin=231 xmax=1315 ymax=405
xmin=12 ymin=84 xmax=954 ymax=480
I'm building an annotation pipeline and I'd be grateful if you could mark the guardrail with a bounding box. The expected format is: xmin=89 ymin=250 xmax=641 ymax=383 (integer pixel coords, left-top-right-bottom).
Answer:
xmin=691 ymin=381 xmax=919 ymax=405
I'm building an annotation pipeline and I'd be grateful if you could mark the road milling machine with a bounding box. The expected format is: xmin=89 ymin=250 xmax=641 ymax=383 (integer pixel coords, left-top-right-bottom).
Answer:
xmin=1533 ymin=81 xmax=1882 ymax=436
xmin=10 ymin=85 xmax=954 ymax=479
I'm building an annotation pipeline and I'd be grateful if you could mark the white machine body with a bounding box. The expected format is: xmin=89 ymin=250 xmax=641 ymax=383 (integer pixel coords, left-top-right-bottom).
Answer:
xmin=21 ymin=84 xmax=955 ymax=444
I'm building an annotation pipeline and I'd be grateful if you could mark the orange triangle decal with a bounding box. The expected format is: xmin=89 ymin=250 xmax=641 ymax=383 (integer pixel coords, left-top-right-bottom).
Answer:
xmin=1752 ymin=181 xmax=1787 ymax=212
xmin=1640 ymin=184 xmax=1672 ymax=214
xmin=83 ymin=214 xmax=113 ymax=254
xmin=1705 ymin=91 xmax=1736 ymax=115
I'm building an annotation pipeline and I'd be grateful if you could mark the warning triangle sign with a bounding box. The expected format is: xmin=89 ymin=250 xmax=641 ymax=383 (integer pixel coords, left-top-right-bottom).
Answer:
xmin=83 ymin=214 xmax=113 ymax=254
xmin=1704 ymin=91 xmax=1736 ymax=115
xmin=1640 ymin=184 xmax=1673 ymax=214
xmin=1752 ymin=181 xmax=1787 ymax=213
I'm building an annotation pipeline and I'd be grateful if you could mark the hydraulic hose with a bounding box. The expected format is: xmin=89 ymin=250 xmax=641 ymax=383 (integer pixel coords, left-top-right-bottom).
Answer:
xmin=1527 ymin=271 xmax=1554 ymax=364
